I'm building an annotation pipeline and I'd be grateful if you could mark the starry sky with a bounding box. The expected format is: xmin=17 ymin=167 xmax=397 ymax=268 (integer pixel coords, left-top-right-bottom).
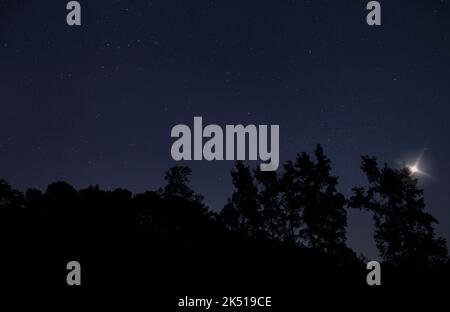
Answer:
xmin=0 ymin=0 xmax=449 ymax=259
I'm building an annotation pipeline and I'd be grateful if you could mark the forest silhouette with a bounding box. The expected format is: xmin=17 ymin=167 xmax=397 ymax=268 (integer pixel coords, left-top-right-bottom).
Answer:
xmin=1 ymin=145 xmax=449 ymax=296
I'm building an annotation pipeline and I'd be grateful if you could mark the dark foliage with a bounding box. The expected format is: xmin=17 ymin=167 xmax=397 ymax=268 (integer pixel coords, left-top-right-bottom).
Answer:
xmin=0 ymin=148 xmax=449 ymax=297
xmin=350 ymin=156 xmax=448 ymax=268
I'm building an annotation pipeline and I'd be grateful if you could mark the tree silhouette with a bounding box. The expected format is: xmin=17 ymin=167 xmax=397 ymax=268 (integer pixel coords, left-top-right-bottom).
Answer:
xmin=351 ymin=156 xmax=448 ymax=267
xmin=1 ymin=148 xmax=449 ymax=292
xmin=158 ymin=166 xmax=212 ymax=245
xmin=280 ymin=157 xmax=304 ymax=245
xmin=281 ymin=145 xmax=348 ymax=253
xmin=0 ymin=179 xmax=26 ymax=234
xmin=221 ymin=161 xmax=262 ymax=238
xmin=0 ymin=179 xmax=24 ymax=210
xmin=162 ymin=166 xmax=203 ymax=203
xmin=254 ymin=165 xmax=285 ymax=240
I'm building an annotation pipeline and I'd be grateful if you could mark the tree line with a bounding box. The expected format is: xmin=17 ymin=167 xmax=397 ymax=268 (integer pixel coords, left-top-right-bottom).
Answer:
xmin=0 ymin=145 xmax=448 ymax=270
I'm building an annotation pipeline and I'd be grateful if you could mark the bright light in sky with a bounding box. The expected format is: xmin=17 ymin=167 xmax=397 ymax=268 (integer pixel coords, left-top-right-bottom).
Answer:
xmin=406 ymin=150 xmax=428 ymax=177
xmin=407 ymin=163 xmax=421 ymax=175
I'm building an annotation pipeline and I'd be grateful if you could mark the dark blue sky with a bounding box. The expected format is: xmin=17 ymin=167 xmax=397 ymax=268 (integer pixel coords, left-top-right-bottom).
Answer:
xmin=1 ymin=0 xmax=449 ymax=259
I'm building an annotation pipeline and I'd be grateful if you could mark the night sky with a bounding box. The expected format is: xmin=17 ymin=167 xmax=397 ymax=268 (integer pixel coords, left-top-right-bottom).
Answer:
xmin=1 ymin=0 xmax=449 ymax=259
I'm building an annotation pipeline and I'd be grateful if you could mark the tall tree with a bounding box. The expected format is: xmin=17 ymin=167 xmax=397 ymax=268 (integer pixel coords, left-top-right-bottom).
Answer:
xmin=0 ymin=179 xmax=25 ymax=232
xmin=281 ymin=145 xmax=348 ymax=252
xmin=280 ymin=158 xmax=304 ymax=245
xmin=221 ymin=161 xmax=262 ymax=238
xmin=254 ymin=166 xmax=285 ymax=240
xmin=162 ymin=166 xmax=202 ymax=202
xmin=351 ymin=156 xmax=448 ymax=267
xmin=0 ymin=179 xmax=24 ymax=210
